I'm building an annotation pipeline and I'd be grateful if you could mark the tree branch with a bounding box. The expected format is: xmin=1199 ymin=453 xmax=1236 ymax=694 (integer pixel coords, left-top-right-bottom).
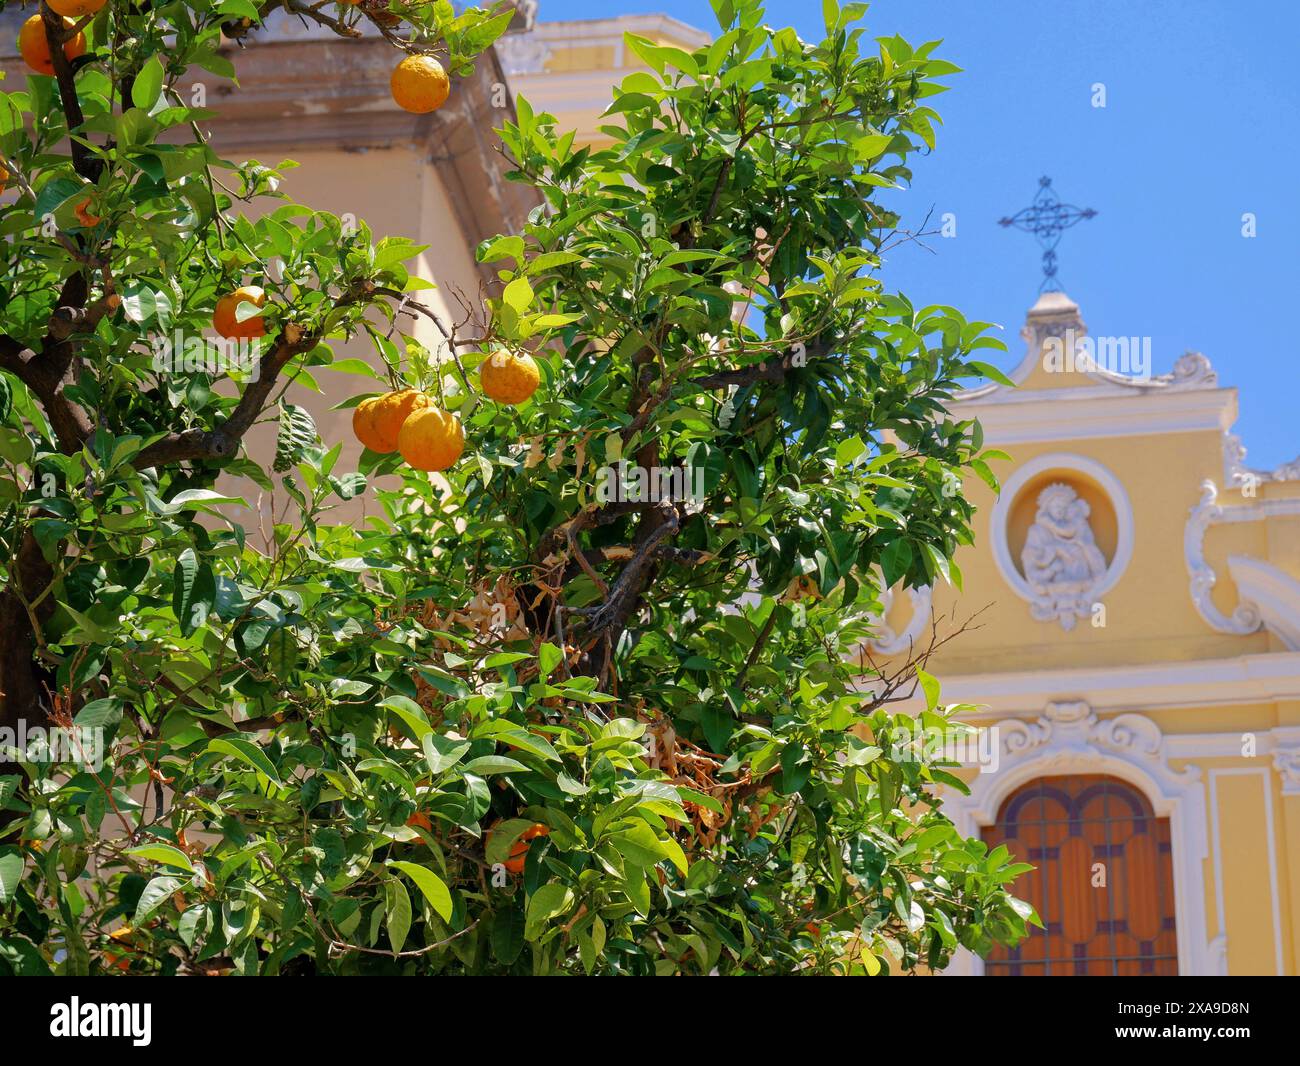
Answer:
xmin=43 ymin=2 xmax=101 ymax=183
xmin=132 ymin=330 xmax=319 ymax=468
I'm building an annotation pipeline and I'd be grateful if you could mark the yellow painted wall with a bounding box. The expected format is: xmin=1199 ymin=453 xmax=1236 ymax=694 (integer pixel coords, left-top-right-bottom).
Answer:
xmin=911 ymin=425 xmax=1276 ymax=677
xmin=1210 ymin=769 xmax=1283 ymax=974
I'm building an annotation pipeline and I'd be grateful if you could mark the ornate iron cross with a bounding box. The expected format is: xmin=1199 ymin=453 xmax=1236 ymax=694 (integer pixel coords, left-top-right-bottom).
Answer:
xmin=998 ymin=177 xmax=1097 ymax=293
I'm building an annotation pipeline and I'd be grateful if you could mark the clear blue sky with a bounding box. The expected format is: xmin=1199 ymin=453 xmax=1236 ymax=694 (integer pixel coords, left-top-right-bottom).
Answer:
xmin=537 ymin=0 xmax=1299 ymax=468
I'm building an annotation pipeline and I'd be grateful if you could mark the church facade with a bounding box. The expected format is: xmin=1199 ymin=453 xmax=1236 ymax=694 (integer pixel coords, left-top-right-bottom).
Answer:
xmin=871 ymin=291 xmax=1300 ymax=976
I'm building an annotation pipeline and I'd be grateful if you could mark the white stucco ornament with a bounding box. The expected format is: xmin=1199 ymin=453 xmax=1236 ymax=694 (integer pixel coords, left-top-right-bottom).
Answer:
xmin=1021 ymin=483 xmax=1108 ymax=630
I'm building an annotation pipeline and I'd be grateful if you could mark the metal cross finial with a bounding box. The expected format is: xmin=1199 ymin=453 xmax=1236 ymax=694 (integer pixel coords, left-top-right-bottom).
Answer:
xmin=998 ymin=176 xmax=1097 ymax=293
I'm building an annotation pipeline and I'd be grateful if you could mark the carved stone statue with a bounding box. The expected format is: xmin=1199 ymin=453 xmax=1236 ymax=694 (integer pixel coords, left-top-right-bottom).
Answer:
xmin=1020 ymin=483 xmax=1108 ymax=630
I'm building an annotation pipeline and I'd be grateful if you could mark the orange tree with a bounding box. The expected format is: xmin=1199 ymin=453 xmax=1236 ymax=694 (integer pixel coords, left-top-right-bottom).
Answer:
xmin=0 ymin=0 xmax=1035 ymax=975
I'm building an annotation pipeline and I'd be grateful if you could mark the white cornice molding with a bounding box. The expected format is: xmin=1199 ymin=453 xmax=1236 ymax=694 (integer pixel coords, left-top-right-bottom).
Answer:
xmin=888 ymin=650 xmax=1300 ymax=716
xmin=1270 ymin=726 xmax=1300 ymax=796
xmin=522 ymin=14 xmax=712 ymax=47
xmin=1223 ymin=432 xmax=1300 ymax=488
xmin=954 ymin=386 xmax=1237 ymax=445
xmin=1227 ymin=556 xmax=1300 ymax=651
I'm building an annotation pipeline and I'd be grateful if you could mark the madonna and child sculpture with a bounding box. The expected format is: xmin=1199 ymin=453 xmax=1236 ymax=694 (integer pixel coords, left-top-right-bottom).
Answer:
xmin=1020 ymin=483 xmax=1108 ymax=630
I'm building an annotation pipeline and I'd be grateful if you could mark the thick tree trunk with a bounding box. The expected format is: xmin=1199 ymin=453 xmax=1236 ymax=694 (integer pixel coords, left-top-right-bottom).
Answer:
xmin=0 ymin=532 xmax=56 ymax=779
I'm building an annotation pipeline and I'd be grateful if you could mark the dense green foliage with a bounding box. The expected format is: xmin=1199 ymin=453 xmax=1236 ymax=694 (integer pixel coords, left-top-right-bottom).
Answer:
xmin=0 ymin=0 xmax=1033 ymax=976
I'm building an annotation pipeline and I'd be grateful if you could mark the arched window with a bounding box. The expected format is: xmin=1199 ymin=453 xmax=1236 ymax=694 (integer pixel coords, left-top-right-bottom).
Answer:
xmin=981 ymin=774 xmax=1178 ymax=975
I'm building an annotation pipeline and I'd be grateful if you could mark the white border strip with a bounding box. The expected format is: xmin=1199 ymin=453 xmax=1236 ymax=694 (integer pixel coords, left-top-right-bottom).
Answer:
xmin=1209 ymin=768 xmax=1284 ymax=975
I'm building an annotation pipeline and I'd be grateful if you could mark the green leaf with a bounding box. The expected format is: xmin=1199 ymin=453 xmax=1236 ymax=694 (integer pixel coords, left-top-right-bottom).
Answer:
xmin=502 ymin=277 xmax=534 ymax=313
xmin=387 ymin=861 xmax=453 ymax=922
xmin=537 ymin=641 xmax=563 ymax=682
xmin=132 ymin=56 xmax=165 ymax=111
xmin=207 ymin=737 xmax=282 ymax=786
xmin=273 ymin=402 xmax=318 ymax=473
xmin=880 ymin=538 xmax=912 ymax=587
xmin=172 ymin=548 xmax=216 ymax=636
xmin=965 ymin=360 xmax=1017 ymax=388
xmin=835 ymin=435 xmax=866 ymax=467
xmin=134 ymin=875 xmax=183 ymax=923
xmin=423 ymin=733 xmax=471 ymax=775
xmin=491 ymin=905 xmax=526 ymax=965
xmin=461 ymin=755 xmax=529 ymax=776
xmin=385 ymin=878 xmax=412 ymax=954
xmin=915 ymin=667 xmax=941 ymax=711
xmin=74 ymin=698 xmax=123 ymax=731
xmin=382 ymin=695 xmax=432 ymax=739
xmin=0 ymin=848 xmax=24 ymax=904
xmin=525 ymin=882 xmax=573 ymax=940
xmin=127 ymin=844 xmax=196 ymax=874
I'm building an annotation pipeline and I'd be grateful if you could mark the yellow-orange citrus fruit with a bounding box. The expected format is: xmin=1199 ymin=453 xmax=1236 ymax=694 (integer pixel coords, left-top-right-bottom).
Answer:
xmin=487 ymin=822 xmax=549 ymax=874
xmin=74 ymin=197 xmax=101 ymax=227
xmin=368 ymin=389 xmax=431 ymax=452
xmin=47 ymin=0 xmax=108 ymax=16
xmin=351 ymin=397 xmax=386 ymax=453
xmin=104 ymin=925 xmax=136 ymax=972
xmin=390 ymin=55 xmax=450 ymax=114
xmin=398 ymin=407 xmax=464 ymax=472
xmin=0 ymin=164 xmax=8 ymax=192
xmin=19 ymin=15 xmax=86 ymax=76
xmin=212 ymin=285 xmax=266 ymax=340
xmin=479 ymin=350 xmax=540 ymax=405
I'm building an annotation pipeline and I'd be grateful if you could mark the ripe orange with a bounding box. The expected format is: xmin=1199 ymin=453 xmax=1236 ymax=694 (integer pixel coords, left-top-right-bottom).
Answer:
xmin=351 ymin=397 xmax=385 ymax=453
xmin=479 ymin=350 xmax=540 ymax=405
xmin=18 ymin=15 xmax=86 ymax=76
xmin=390 ymin=55 xmax=450 ymax=114
xmin=406 ymin=811 xmax=432 ymax=832
xmin=398 ymin=407 xmax=464 ymax=472
xmin=74 ymin=197 xmax=101 ymax=227
xmin=0 ymin=164 xmax=7 ymax=192
xmin=104 ymin=925 xmax=136 ymax=972
xmin=487 ymin=822 xmax=549 ymax=874
xmin=47 ymin=0 xmax=108 ymax=15
xmin=351 ymin=390 xmax=430 ymax=454
xmin=370 ymin=389 xmax=431 ymax=453
xmin=212 ymin=285 xmax=266 ymax=340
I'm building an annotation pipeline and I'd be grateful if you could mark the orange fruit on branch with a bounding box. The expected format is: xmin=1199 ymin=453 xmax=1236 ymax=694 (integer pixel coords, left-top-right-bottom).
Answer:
xmin=74 ymin=197 xmax=101 ymax=227
xmin=373 ymin=389 xmax=430 ymax=452
xmin=398 ymin=406 xmax=464 ymax=472
xmin=212 ymin=285 xmax=267 ymax=340
xmin=390 ymin=55 xmax=450 ymax=114
xmin=104 ymin=925 xmax=137 ymax=972
xmin=479 ymin=350 xmax=540 ymax=405
xmin=352 ymin=389 xmax=430 ymax=454
xmin=487 ymin=822 xmax=550 ymax=874
xmin=47 ymin=0 xmax=108 ymax=16
xmin=18 ymin=14 xmax=86 ymax=76
xmin=351 ymin=397 xmax=385 ymax=453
